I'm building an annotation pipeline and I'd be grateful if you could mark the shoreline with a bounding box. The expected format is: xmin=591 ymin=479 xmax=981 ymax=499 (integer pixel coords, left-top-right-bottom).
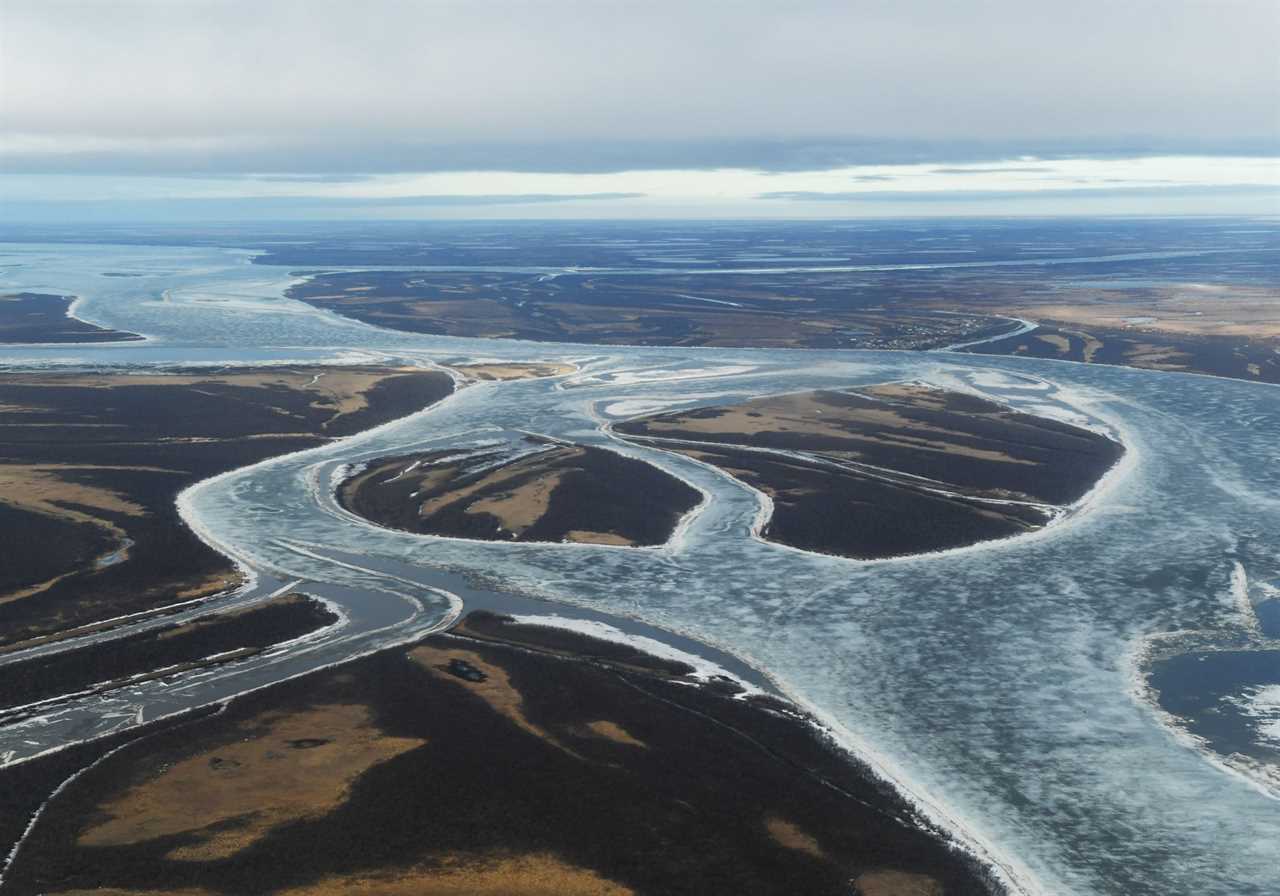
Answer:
xmin=2 ymin=436 xmax=1021 ymax=895
xmin=461 ymin=606 xmax=1035 ymax=896
xmin=0 ymin=606 xmax=1002 ymax=895
xmin=460 ymin=581 xmax=1036 ymax=896
xmin=1129 ymin=626 xmax=1280 ymax=804
xmin=64 ymin=294 xmax=147 ymax=345
xmin=607 ymin=373 xmax=1134 ymax=570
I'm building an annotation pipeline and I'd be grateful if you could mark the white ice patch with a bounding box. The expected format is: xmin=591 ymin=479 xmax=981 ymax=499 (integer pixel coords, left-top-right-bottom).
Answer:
xmin=1230 ymin=561 xmax=1262 ymax=634
xmin=1260 ymin=719 xmax=1280 ymax=747
xmin=967 ymin=370 xmax=1053 ymax=391
xmin=383 ymin=459 xmax=422 ymax=483
xmin=936 ymin=317 xmax=1037 ymax=351
xmin=329 ymin=462 xmax=366 ymax=491
xmin=674 ymin=293 xmax=743 ymax=307
xmin=600 ymin=392 xmax=740 ymax=418
xmin=567 ymin=363 xmax=757 ymax=388
xmin=1235 ymin=685 xmax=1280 ymax=748
xmin=505 ymin=614 xmax=764 ymax=697
xmin=1018 ymin=402 xmax=1097 ymax=431
xmin=602 ymin=399 xmax=679 ymax=417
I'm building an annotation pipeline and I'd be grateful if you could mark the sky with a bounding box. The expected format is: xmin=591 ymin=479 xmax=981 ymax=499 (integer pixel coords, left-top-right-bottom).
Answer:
xmin=2 ymin=0 xmax=1279 ymax=220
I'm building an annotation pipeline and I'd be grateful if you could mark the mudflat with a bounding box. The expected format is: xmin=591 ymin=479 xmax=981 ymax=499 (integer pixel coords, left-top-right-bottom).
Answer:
xmin=445 ymin=361 xmax=577 ymax=381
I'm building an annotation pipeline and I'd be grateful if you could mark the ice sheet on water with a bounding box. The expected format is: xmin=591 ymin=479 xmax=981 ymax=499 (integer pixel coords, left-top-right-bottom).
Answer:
xmin=5 ymin=241 xmax=1280 ymax=896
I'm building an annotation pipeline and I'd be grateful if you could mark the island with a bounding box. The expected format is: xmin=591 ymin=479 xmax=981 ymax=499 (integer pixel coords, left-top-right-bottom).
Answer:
xmin=286 ymin=270 xmax=1018 ymax=350
xmin=339 ymin=440 xmax=702 ymax=546
xmin=614 ymin=383 xmax=1123 ymax=559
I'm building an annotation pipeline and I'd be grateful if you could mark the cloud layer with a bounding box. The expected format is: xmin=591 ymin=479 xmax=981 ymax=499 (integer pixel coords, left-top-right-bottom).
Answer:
xmin=4 ymin=0 xmax=1279 ymax=175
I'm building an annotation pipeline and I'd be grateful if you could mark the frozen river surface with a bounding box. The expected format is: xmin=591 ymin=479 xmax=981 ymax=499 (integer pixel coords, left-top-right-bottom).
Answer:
xmin=1 ymin=243 xmax=1279 ymax=896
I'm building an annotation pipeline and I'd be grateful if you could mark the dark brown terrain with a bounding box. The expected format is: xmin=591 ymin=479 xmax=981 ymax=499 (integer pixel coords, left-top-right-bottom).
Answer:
xmin=614 ymin=384 xmax=1123 ymax=558
xmin=288 ymin=271 xmax=1017 ymax=350
xmin=0 ymin=367 xmax=453 ymax=647
xmin=0 ymin=293 xmax=142 ymax=343
xmin=0 ymin=610 xmax=997 ymax=896
xmin=0 ymin=593 xmax=337 ymax=716
xmin=340 ymin=440 xmax=701 ymax=546
xmin=287 ymin=270 xmax=1280 ymax=382
xmin=965 ymin=319 xmax=1280 ymax=382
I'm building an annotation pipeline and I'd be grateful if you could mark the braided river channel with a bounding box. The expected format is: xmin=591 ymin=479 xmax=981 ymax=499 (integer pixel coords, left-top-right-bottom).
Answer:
xmin=2 ymin=241 xmax=1278 ymax=896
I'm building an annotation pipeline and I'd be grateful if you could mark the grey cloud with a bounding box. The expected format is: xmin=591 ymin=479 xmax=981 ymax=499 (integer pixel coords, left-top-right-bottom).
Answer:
xmin=930 ymin=167 xmax=1056 ymax=175
xmin=4 ymin=137 xmax=1278 ymax=178
xmin=245 ymin=174 xmax=380 ymax=184
xmin=4 ymin=0 xmax=1278 ymax=176
xmin=2 ymin=193 xmax=647 ymax=222
xmin=175 ymin=172 xmax=381 ymax=184
xmin=758 ymin=184 xmax=1280 ymax=201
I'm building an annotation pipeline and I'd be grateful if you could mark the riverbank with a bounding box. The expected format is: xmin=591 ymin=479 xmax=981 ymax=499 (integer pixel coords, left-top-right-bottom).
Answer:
xmin=0 ymin=366 xmax=453 ymax=647
xmin=1 ymin=608 xmax=1000 ymax=896
xmin=0 ymin=293 xmax=142 ymax=344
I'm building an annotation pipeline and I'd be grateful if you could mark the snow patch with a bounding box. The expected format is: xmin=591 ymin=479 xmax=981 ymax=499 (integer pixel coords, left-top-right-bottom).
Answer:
xmin=504 ymin=613 xmax=764 ymax=697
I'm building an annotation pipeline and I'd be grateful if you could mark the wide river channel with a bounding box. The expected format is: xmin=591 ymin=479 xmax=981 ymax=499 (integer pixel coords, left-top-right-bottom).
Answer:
xmin=2 ymin=242 xmax=1278 ymax=896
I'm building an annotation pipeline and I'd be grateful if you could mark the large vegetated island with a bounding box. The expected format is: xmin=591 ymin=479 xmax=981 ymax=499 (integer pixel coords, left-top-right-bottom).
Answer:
xmin=288 ymin=270 xmax=1018 ymax=350
xmin=285 ymin=268 xmax=1280 ymax=383
xmin=340 ymin=439 xmax=701 ymax=547
xmin=339 ymin=382 xmax=1121 ymax=560
xmin=614 ymin=383 xmax=1123 ymax=559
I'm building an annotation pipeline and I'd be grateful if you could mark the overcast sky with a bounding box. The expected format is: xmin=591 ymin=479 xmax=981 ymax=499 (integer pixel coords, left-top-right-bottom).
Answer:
xmin=2 ymin=0 xmax=1278 ymax=218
